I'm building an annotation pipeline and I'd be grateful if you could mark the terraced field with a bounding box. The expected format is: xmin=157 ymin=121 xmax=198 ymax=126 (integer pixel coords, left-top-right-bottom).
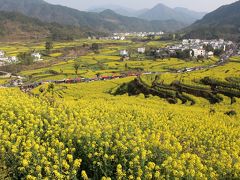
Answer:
xmin=0 ymin=39 xmax=131 ymax=56
xmin=1 ymin=74 xmax=240 ymax=179
xmin=131 ymin=56 xmax=240 ymax=106
xmin=11 ymin=39 xmax=217 ymax=84
xmin=1 ymin=39 xmax=239 ymax=179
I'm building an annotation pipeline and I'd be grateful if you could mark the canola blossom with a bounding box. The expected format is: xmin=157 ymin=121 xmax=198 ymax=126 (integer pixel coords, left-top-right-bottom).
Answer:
xmin=0 ymin=88 xmax=240 ymax=179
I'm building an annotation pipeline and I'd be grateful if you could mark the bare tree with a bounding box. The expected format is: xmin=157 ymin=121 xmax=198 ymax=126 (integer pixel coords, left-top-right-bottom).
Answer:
xmin=73 ymin=61 xmax=81 ymax=75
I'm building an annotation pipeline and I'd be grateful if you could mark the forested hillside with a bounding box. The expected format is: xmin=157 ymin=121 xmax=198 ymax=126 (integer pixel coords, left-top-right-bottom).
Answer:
xmin=185 ymin=0 xmax=240 ymax=40
xmin=0 ymin=11 xmax=102 ymax=41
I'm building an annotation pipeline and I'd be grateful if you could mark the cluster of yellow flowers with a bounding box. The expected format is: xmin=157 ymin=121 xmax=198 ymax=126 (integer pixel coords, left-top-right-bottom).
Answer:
xmin=0 ymin=88 xmax=240 ymax=179
xmin=0 ymin=89 xmax=82 ymax=179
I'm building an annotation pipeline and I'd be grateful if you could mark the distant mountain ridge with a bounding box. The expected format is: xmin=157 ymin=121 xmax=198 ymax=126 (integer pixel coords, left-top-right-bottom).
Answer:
xmin=89 ymin=4 xmax=206 ymax=25
xmin=98 ymin=9 xmax=187 ymax=32
xmin=139 ymin=3 xmax=206 ymax=24
xmin=185 ymin=0 xmax=240 ymax=40
xmin=0 ymin=0 xmax=187 ymax=32
xmin=174 ymin=7 xmax=206 ymax=20
xmin=88 ymin=5 xmax=149 ymax=17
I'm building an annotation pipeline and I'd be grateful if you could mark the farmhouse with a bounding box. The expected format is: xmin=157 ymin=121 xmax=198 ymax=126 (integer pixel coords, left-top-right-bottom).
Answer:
xmin=0 ymin=50 xmax=5 ymax=57
xmin=31 ymin=52 xmax=43 ymax=61
xmin=138 ymin=47 xmax=145 ymax=54
xmin=169 ymin=44 xmax=185 ymax=51
xmin=182 ymin=39 xmax=190 ymax=45
xmin=120 ymin=36 xmax=125 ymax=40
xmin=112 ymin=36 xmax=125 ymax=40
xmin=0 ymin=50 xmax=18 ymax=65
xmin=0 ymin=61 xmax=5 ymax=66
xmin=120 ymin=50 xmax=128 ymax=57
xmin=0 ymin=50 xmax=8 ymax=62
xmin=190 ymin=49 xmax=206 ymax=58
xmin=0 ymin=57 xmax=8 ymax=61
xmin=207 ymin=51 xmax=214 ymax=58
xmin=8 ymin=56 xmax=18 ymax=63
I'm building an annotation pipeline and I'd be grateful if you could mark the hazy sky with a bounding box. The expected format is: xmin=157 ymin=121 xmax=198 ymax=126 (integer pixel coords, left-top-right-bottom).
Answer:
xmin=45 ymin=0 xmax=237 ymax=12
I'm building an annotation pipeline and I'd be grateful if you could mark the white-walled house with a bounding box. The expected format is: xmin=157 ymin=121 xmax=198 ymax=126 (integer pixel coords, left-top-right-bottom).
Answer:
xmin=0 ymin=61 xmax=4 ymax=66
xmin=113 ymin=36 xmax=120 ymax=40
xmin=0 ymin=50 xmax=19 ymax=65
xmin=112 ymin=36 xmax=125 ymax=40
xmin=31 ymin=52 xmax=43 ymax=61
xmin=138 ymin=47 xmax=145 ymax=54
xmin=120 ymin=36 xmax=125 ymax=40
xmin=120 ymin=50 xmax=128 ymax=57
xmin=0 ymin=50 xmax=7 ymax=65
xmin=0 ymin=57 xmax=8 ymax=61
xmin=0 ymin=50 xmax=7 ymax=62
xmin=8 ymin=56 xmax=18 ymax=63
xmin=0 ymin=56 xmax=18 ymax=65
xmin=0 ymin=50 xmax=5 ymax=57
xmin=207 ymin=51 xmax=214 ymax=58
xmin=190 ymin=49 xmax=206 ymax=58
xmin=182 ymin=39 xmax=189 ymax=45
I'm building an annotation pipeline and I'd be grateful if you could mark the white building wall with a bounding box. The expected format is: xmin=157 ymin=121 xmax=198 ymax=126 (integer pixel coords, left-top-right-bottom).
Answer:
xmin=120 ymin=50 xmax=128 ymax=56
xmin=138 ymin=47 xmax=145 ymax=53
xmin=191 ymin=49 xmax=206 ymax=57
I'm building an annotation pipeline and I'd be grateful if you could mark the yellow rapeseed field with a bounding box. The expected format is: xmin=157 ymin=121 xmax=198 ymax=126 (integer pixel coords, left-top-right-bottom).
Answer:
xmin=1 ymin=77 xmax=240 ymax=179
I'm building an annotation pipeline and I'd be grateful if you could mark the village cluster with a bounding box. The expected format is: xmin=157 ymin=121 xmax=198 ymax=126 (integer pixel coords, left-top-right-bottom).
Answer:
xmin=119 ymin=39 xmax=236 ymax=59
xmin=0 ymin=50 xmax=18 ymax=66
xmin=113 ymin=31 xmax=165 ymax=38
xmin=89 ymin=31 xmax=165 ymax=40
xmin=0 ymin=51 xmax=42 ymax=66
xmin=169 ymin=39 xmax=234 ymax=58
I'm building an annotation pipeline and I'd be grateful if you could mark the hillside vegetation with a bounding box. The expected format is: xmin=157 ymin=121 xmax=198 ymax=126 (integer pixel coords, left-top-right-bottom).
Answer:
xmin=0 ymin=0 xmax=187 ymax=32
xmin=0 ymin=11 xmax=100 ymax=41
xmin=185 ymin=0 xmax=240 ymax=40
